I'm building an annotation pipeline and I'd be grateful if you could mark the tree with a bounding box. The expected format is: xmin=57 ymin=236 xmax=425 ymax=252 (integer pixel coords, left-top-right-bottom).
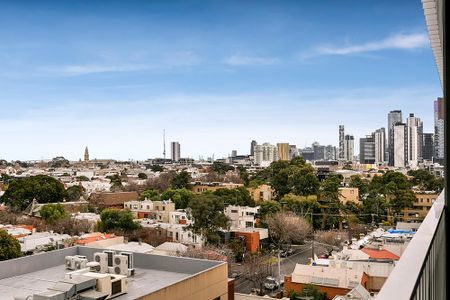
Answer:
xmin=362 ymin=190 xmax=388 ymax=224
xmin=242 ymin=252 xmax=272 ymax=295
xmin=266 ymin=211 xmax=310 ymax=247
xmin=76 ymin=176 xmax=90 ymax=182
xmin=237 ymin=166 xmax=250 ymax=186
xmin=40 ymin=203 xmax=68 ymax=224
xmin=211 ymin=161 xmax=234 ymax=174
xmin=349 ymin=175 xmax=369 ymax=200
xmin=291 ymin=284 xmax=326 ymax=300
xmin=319 ymin=173 xmax=343 ymax=229
xmin=213 ymin=187 xmax=255 ymax=207
xmin=138 ymin=172 xmax=148 ymax=179
xmin=170 ymin=171 xmax=191 ymax=189
xmin=107 ymin=174 xmax=123 ymax=192
xmin=149 ymin=164 xmax=164 ymax=172
xmin=1 ymin=175 xmax=68 ymax=211
xmin=67 ymin=185 xmax=85 ymax=201
xmin=186 ymin=194 xmax=229 ymax=244
xmin=0 ymin=230 xmax=22 ymax=261
xmin=408 ymin=169 xmax=444 ymax=192
xmin=161 ymin=188 xmax=194 ymax=209
xmin=98 ymin=209 xmax=140 ymax=232
xmin=281 ymin=193 xmax=320 ymax=216
xmin=139 ymin=189 xmax=159 ymax=201
xmin=259 ymin=200 xmax=282 ymax=221
xmin=51 ymin=156 xmax=70 ymax=168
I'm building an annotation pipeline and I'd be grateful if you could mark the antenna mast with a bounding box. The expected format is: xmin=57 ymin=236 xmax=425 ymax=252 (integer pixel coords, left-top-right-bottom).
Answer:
xmin=163 ymin=129 xmax=166 ymax=161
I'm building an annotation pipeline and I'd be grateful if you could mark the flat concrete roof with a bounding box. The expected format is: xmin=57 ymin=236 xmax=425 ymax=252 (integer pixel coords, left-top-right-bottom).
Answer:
xmin=0 ymin=246 xmax=225 ymax=300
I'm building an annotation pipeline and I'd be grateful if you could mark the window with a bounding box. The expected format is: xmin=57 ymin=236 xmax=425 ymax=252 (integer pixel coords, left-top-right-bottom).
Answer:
xmin=246 ymin=221 xmax=254 ymax=228
xmin=231 ymin=210 xmax=238 ymax=213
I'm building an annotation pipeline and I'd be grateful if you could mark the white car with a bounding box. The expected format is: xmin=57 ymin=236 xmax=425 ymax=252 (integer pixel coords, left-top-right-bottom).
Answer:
xmin=264 ymin=276 xmax=280 ymax=290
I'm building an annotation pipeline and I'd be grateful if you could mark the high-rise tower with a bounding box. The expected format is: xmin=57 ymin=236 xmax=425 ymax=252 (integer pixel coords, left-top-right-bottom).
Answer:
xmin=388 ymin=110 xmax=403 ymax=166
xmin=338 ymin=125 xmax=345 ymax=161
xmin=171 ymin=142 xmax=180 ymax=162
xmin=434 ymin=97 xmax=444 ymax=163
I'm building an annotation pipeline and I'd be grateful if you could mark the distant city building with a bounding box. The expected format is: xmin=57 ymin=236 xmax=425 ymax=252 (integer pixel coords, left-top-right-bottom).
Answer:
xmin=422 ymin=133 xmax=434 ymax=161
xmin=170 ymin=142 xmax=180 ymax=162
xmin=360 ymin=134 xmax=375 ymax=164
xmin=393 ymin=123 xmax=408 ymax=168
xmin=312 ymin=142 xmax=325 ymax=161
xmin=84 ymin=146 xmax=89 ymax=162
xmin=338 ymin=125 xmax=345 ymax=161
xmin=250 ymin=140 xmax=257 ymax=156
xmin=277 ymin=143 xmax=290 ymax=161
xmin=434 ymin=97 xmax=444 ymax=163
xmin=406 ymin=113 xmax=423 ymax=168
xmin=231 ymin=150 xmax=237 ymax=158
xmin=374 ymin=128 xmax=386 ymax=164
xmin=300 ymin=147 xmax=315 ymax=161
xmin=289 ymin=145 xmax=298 ymax=160
xmin=325 ymin=145 xmax=337 ymax=161
xmin=254 ymin=142 xmax=278 ymax=165
xmin=388 ymin=110 xmax=403 ymax=166
xmin=343 ymin=135 xmax=354 ymax=161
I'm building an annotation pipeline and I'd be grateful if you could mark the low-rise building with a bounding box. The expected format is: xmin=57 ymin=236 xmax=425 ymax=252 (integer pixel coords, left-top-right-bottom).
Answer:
xmin=191 ymin=182 xmax=243 ymax=193
xmin=225 ymin=205 xmax=260 ymax=230
xmin=247 ymin=184 xmax=274 ymax=202
xmin=338 ymin=187 xmax=359 ymax=204
xmin=124 ymin=199 xmax=175 ymax=223
xmin=400 ymin=191 xmax=438 ymax=222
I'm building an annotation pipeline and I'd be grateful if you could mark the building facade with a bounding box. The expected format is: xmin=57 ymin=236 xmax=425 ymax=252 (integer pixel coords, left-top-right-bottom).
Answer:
xmin=434 ymin=97 xmax=444 ymax=163
xmin=360 ymin=134 xmax=375 ymax=164
xmin=277 ymin=143 xmax=290 ymax=161
xmin=374 ymin=128 xmax=386 ymax=164
xmin=344 ymin=135 xmax=354 ymax=162
xmin=406 ymin=113 xmax=423 ymax=168
xmin=170 ymin=142 xmax=181 ymax=162
xmin=393 ymin=123 xmax=408 ymax=168
xmin=388 ymin=110 xmax=403 ymax=166
xmin=339 ymin=125 xmax=345 ymax=161
xmin=422 ymin=133 xmax=434 ymax=161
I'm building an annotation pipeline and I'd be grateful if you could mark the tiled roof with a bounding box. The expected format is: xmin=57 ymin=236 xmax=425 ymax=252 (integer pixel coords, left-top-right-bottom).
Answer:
xmin=361 ymin=248 xmax=400 ymax=260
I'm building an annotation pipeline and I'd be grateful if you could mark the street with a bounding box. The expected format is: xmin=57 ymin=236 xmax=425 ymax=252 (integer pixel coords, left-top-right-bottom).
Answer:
xmin=232 ymin=242 xmax=328 ymax=295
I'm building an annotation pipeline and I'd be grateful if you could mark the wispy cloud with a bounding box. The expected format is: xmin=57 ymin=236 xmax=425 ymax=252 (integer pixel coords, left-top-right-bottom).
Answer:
xmin=60 ymin=64 xmax=146 ymax=76
xmin=224 ymin=54 xmax=280 ymax=66
xmin=311 ymin=32 xmax=429 ymax=57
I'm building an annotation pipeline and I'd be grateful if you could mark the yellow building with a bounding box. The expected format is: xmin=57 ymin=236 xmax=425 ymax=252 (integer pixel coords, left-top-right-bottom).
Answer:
xmin=338 ymin=187 xmax=360 ymax=204
xmin=191 ymin=182 xmax=244 ymax=193
xmin=277 ymin=143 xmax=290 ymax=161
xmin=400 ymin=191 xmax=438 ymax=222
xmin=247 ymin=184 xmax=274 ymax=202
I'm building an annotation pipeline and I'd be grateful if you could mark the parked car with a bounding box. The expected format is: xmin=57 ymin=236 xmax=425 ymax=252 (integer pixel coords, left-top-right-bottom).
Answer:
xmin=264 ymin=276 xmax=281 ymax=290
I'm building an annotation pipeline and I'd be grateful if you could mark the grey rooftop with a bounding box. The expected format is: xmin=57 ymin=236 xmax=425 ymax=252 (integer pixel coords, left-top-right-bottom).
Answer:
xmin=0 ymin=246 xmax=225 ymax=300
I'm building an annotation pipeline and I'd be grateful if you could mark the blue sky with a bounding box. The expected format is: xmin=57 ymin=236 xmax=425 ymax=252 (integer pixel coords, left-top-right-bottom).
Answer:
xmin=0 ymin=0 xmax=442 ymax=161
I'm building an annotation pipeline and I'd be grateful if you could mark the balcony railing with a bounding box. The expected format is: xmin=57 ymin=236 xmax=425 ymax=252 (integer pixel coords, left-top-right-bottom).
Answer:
xmin=377 ymin=190 xmax=446 ymax=300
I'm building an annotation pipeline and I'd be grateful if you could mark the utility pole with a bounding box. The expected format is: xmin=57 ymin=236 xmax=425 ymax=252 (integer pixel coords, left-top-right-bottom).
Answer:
xmin=311 ymin=212 xmax=314 ymax=263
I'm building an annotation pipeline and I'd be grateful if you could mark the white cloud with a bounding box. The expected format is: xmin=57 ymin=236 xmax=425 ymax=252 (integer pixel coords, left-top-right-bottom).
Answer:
xmin=313 ymin=32 xmax=429 ymax=56
xmin=224 ymin=54 xmax=279 ymax=66
xmin=61 ymin=64 xmax=145 ymax=75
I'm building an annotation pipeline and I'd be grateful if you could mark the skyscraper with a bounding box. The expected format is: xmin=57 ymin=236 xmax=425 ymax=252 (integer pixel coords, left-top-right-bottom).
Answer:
xmin=344 ymin=135 xmax=354 ymax=161
xmin=388 ymin=110 xmax=403 ymax=166
xmin=393 ymin=123 xmax=407 ymax=168
xmin=406 ymin=113 xmax=423 ymax=167
xmin=360 ymin=134 xmax=375 ymax=164
xmin=254 ymin=143 xmax=278 ymax=165
xmin=434 ymin=97 xmax=444 ymax=163
xmin=250 ymin=140 xmax=257 ymax=157
xmin=170 ymin=142 xmax=181 ymax=162
xmin=338 ymin=125 xmax=345 ymax=161
xmin=313 ymin=142 xmax=325 ymax=161
xmin=289 ymin=145 xmax=298 ymax=160
xmin=374 ymin=128 xmax=386 ymax=164
xmin=423 ymin=133 xmax=434 ymax=161
xmin=277 ymin=143 xmax=290 ymax=161
xmin=325 ymin=145 xmax=337 ymax=161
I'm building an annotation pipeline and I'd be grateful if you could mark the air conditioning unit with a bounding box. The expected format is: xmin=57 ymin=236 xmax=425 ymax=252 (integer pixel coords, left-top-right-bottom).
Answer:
xmin=93 ymin=252 xmax=109 ymax=273
xmin=119 ymin=252 xmax=134 ymax=269
xmin=103 ymin=250 xmax=115 ymax=267
xmin=65 ymin=256 xmax=76 ymax=270
xmin=73 ymin=257 xmax=88 ymax=270
xmin=110 ymin=275 xmax=128 ymax=297
xmin=112 ymin=255 xmax=128 ymax=276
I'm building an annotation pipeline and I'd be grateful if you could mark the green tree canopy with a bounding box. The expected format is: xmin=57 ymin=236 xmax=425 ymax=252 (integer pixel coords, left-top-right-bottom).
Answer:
xmin=138 ymin=172 xmax=148 ymax=179
xmin=139 ymin=189 xmax=159 ymax=201
xmin=259 ymin=200 xmax=282 ymax=220
xmin=0 ymin=230 xmax=22 ymax=261
xmin=407 ymin=169 xmax=444 ymax=192
xmin=67 ymin=185 xmax=85 ymax=201
xmin=349 ymin=175 xmax=369 ymax=199
xmin=186 ymin=194 xmax=229 ymax=244
xmin=292 ymin=284 xmax=326 ymax=300
xmin=213 ymin=187 xmax=255 ymax=207
xmin=40 ymin=203 xmax=68 ymax=224
xmin=98 ymin=209 xmax=140 ymax=232
xmin=1 ymin=175 xmax=68 ymax=211
xmin=76 ymin=175 xmax=90 ymax=182
xmin=211 ymin=161 xmax=235 ymax=174
xmin=280 ymin=193 xmax=320 ymax=216
xmin=149 ymin=165 xmax=164 ymax=172
xmin=161 ymin=188 xmax=194 ymax=209
xmin=170 ymin=171 xmax=192 ymax=189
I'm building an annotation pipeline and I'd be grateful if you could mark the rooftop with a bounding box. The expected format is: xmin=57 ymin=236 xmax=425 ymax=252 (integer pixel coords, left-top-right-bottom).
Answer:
xmin=0 ymin=246 xmax=224 ymax=300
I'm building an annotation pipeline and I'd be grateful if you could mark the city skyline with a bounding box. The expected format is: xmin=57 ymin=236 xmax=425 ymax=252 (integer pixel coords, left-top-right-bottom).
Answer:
xmin=0 ymin=0 xmax=442 ymax=161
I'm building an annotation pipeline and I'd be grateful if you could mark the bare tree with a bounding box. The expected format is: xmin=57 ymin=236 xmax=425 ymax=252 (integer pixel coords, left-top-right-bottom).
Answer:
xmin=314 ymin=230 xmax=343 ymax=249
xmin=266 ymin=211 xmax=311 ymax=247
xmin=242 ymin=252 xmax=272 ymax=295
